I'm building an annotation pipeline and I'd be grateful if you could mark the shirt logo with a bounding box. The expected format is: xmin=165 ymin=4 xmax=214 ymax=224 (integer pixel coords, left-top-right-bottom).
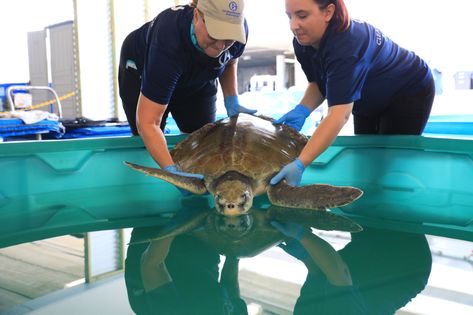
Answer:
xmin=170 ymin=5 xmax=185 ymax=11
xmin=375 ymin=29 xmax=384 ymax=46
xmin=215 ymin=51 xmax=232 ymax=69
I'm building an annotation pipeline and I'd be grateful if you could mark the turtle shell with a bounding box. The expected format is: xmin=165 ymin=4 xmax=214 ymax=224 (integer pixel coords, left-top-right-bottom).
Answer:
xmin=171 ymin=114 xmax=308 ymax=194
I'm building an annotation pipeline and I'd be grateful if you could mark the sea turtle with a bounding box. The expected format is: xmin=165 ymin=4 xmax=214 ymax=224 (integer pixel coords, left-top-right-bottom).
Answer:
xmin=125 ymin=114 xmax=363 ymax=257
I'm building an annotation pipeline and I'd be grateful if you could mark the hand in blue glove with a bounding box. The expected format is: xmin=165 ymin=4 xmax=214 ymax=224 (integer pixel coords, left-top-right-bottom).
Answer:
xmin=270 ymin=158 xmax=305 ymax=186
xmin=163 ymin=165 xmax=204 ymax=196
xmin=163 ymin=165 xmax=204 ymax=180
xmin=224 ymin=95 xmax=257 ymax=117
xmin=273 ymin=104 xmax=311 ymax=132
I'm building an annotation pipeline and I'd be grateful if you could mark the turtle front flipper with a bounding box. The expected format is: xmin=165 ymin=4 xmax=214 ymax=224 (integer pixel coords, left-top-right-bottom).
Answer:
xmin=267 ymin=181 xmax=363 ymax=210
xmin=129 ymin=209 xmax=208 ymax=245
xmin=124 ymin=161 xmax=207 ymax=194
xmin=267 ymin=205 xmax=362 ymax=232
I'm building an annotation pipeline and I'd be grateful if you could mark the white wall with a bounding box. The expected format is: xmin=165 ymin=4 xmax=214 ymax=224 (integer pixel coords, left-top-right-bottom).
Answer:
xmin=1 ymin=0 xmax=471 ymax=118
xmin=244 ymin=0 xmax=293 ymax=50
xmin=346 ymin=0 xmax=473 ymax=79
xmin=345 ymin=0 xmax=473 ymax=115
xmin=2 ymin=0 xmax=472 ymax=84
xmin=0 ymin=0 xmax=73 ymax=83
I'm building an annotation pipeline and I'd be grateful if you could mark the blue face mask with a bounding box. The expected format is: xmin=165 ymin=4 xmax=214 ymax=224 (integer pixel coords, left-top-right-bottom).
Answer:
xmin=190 ymin=22 xmax=204 ymax=53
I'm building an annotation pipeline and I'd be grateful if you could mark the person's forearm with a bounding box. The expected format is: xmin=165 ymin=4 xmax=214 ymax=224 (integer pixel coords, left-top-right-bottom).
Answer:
xmin=298 ymin=104 xmax=352 ymax=166
xmin=299 ymin=232 xmax=353 ymax=286
xmin=140 ymin=123 xmax=173 ymax=168
xmin=219 ymin=59 xmax=238 ymax=96
xmin=141 ymin=262 xmax=172 ymax=292
xmin=299 ymin=82 xmax=325 ymax=111
xmin=141 ymin=237 xmax=175 ymax=292
xmin=136 ymin=93 xmax=174 ymax=168
xmin=298 ymin=112 xmax=343 ymax=166
xmin=220 ymin=256 xmax=240 ymax=298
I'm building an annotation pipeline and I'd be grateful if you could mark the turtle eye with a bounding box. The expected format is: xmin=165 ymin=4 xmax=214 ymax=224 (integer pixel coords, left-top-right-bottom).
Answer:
xmin=215 ymin=194 xmax=226 ymax=209
xmin=238 ymin=194 xmax=247 ymax=208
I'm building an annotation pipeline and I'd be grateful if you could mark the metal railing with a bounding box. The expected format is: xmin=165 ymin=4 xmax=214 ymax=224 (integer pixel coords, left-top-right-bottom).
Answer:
xmin=5 ymin=85 xmax=63 ymax=118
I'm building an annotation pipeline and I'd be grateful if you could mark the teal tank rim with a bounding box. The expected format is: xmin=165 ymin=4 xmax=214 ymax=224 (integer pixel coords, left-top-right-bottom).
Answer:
xmin=1 ymin=134 xmax=473 ymax=155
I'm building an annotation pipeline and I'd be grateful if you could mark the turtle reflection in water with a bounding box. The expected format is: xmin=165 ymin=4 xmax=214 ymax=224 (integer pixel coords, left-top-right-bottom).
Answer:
xmin=125 ymin=114 xmax=363 ymax=257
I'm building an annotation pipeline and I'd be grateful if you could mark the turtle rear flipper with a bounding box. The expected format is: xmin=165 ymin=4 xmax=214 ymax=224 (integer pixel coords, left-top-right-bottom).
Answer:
xmin=267 ymin=206 xmax=362 ymax=232
xmin=267 ymin=181 xmax=363 ymax=210
xmin=124 ymin=161 xmax=207 ymax=194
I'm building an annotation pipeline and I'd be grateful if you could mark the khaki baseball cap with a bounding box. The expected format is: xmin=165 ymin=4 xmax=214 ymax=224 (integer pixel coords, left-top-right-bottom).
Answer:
xmin=197 ymin=0 xmax=246 ymax=44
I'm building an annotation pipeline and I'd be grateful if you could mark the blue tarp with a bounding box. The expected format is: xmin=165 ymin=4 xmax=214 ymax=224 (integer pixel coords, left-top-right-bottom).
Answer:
xmin=423 ymin=115 xmax=473 ymax=137
xmin=0 ymin=118 xmax=65 ymax=141
xmin=1 ymin=111 xmax=472 ymax=141
xmin=0 ymin=118 xmax=132 ymax=141
xmin=424 ymin=121 xmax=473 ymax=135
xmin=61 ymin=125 xmax=132 ymax=138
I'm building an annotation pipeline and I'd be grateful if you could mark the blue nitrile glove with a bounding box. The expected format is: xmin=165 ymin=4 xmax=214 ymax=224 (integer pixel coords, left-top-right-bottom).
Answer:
xmin=224 ymin=95 xmax=257 ymax=117
xmin=273 ymin=104 xmax=311 ymax=131
xmin=271 ymin=221 xmax=308 ymax=260
xmin=163 ymin=165 xmax=204 ymax=196
xmin=270 ymin=158 xmax=305 ymax=186
xmin=163 ymin=165 xmax=204 ymax=179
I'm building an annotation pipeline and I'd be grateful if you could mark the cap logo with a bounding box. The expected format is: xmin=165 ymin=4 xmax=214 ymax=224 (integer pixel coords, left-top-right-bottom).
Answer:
xmin=229 ymin=1 xmax=238 ymax=11
xmin=225 ymin=1 xmax=241 ymax=18
xmin=196 ymin=0 xmax=246 ymax=44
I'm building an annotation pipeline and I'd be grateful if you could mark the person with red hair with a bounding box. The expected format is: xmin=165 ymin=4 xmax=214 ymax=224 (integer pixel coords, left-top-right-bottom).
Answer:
xmin=271 ymin=0 xmax=435 ymax=187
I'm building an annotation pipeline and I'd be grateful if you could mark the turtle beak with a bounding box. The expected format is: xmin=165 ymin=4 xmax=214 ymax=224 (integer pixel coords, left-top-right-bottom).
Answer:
xmin=215 ymin=191 xmax=253 ymax=216
xmin=215 ymin=214 xmax=253 ymax=238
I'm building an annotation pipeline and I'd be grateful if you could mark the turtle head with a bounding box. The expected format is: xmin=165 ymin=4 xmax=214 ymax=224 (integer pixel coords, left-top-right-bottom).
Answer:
xmin=212 ymin=172 xmax=254 ymax=216
xmin=214 ymin=214 xmax=253 ymax=239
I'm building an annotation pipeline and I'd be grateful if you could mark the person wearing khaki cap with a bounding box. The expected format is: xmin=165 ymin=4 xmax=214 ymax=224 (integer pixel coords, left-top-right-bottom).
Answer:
xmin=118 ymin=0 xmax=255 ymax=180
xmin=119 ymin=4 xmax=251 ymax=314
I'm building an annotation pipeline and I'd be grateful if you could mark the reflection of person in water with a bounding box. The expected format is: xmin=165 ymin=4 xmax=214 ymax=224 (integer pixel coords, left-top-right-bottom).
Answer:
xmin=272 ymin=221 xmax=367 ymax=313
xmin=274 ymin=223 xmax=432 ymax=315
xmin=125 ymin=227 xmax=248 ymax=315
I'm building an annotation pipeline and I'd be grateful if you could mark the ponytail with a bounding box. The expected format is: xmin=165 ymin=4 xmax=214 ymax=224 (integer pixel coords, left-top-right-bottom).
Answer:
xmin=315 ymin=0 xmax=350 ymax=32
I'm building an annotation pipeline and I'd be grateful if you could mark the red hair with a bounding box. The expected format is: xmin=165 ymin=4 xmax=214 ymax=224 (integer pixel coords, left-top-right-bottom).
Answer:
xmin=314 ymin=0 xmax=350 ymax=32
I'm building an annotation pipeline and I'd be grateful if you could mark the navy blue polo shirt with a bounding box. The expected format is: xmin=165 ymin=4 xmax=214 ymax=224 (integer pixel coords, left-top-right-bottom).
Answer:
xmin=294 ymin=20 xmax=431 ymax=115
xmin=134 ymin=4 xmax=247 ymax=105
